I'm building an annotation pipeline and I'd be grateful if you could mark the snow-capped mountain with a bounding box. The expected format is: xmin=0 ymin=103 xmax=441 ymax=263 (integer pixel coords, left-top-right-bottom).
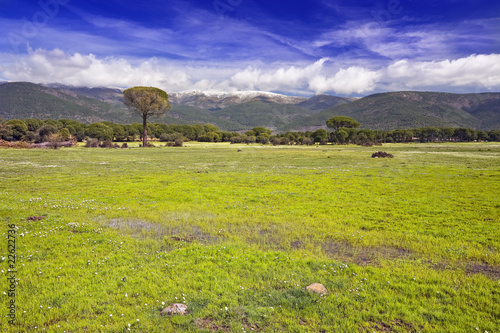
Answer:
xmin=168 ymin=91 xmax=308 ymax=110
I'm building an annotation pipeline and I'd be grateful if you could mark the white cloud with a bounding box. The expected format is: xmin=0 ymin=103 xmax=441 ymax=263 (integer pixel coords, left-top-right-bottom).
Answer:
xmin=0 ymin=48 xmax=499 ymax=95
xmin=309 ymin=67 xmax=380 ymax=94
xmin=382 ymin=54 xmax=500 ymax=90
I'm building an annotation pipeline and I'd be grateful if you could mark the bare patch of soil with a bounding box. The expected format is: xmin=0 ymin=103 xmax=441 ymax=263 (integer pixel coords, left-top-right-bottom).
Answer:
xmin=322 ymin=241 xmax=413 ymax=266
xmin=364 ymin=318 xmax=422 ymax=332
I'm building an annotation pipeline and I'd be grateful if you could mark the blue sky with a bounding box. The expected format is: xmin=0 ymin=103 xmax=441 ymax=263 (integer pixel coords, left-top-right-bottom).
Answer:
xmin=1 ymin=0 xmax=499 ymax=96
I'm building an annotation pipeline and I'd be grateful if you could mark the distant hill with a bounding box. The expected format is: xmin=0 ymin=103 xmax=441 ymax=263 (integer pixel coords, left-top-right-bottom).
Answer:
xmin=211 ymin=101 xmax=312 ymax=131
xmin=286 ymin=91 xmax=500 ymax=131
xmin=297 ymin=94 xmax=352 ymax=111
xmin=0 ymin=82 xmax=138 ymax=124
xmin=1 ymin=82 xmax=499 ymax=131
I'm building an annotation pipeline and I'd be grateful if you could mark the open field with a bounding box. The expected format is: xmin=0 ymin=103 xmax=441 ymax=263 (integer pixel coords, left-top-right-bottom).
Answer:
xmin=1 ymin=142 xmax=499 ymax=332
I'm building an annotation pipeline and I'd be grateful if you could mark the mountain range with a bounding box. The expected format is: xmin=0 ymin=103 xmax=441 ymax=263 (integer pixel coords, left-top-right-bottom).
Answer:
xmin=1 ymin=82 xmax=499 ymax=131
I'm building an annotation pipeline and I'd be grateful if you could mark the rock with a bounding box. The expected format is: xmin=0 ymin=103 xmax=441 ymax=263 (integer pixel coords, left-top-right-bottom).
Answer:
xmin=306 ymin=283 xmax=327 ymax=294
xmin=160 ymin=303 xmax=188 ymax=316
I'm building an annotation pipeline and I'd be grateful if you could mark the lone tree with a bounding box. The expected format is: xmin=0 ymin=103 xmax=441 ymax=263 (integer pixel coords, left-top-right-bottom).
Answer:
xmin=326 ymin=116 xmax=360 ymax=131
xmin=123 ymin=86 xmax=170 ymax=147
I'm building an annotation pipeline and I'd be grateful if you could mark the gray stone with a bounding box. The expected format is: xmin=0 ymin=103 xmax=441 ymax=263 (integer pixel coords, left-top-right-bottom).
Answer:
xmin=305 ymin=283 xmax=327 ymax=294
xmin=160 ymin=303 xmax=188 ymax=316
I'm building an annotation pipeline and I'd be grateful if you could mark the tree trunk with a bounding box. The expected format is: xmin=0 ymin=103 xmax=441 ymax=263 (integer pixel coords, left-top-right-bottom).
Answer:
xmin=142 ymin=115 xmax=147 ymax=147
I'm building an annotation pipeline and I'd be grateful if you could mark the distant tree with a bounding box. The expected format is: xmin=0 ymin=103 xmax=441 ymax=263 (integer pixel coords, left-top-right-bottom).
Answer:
xmin=335 ymin=129 xmax=348 ymax=144
xmin=85 ymin=123 xmax=113 ymax=141
xmin=326 ymin=116 xmax=360 ymax=131
xmin=440 ymin=128 xmax=455 ymax=141
xmin=204 ymin=124 xmax=219 ymax=133
xmin=59 ymin=128 xmax=70 ymax=141
xmin=192 ymin=124 xmax=205 ymax=140
xmin=4 ymin=119 xmax=28 ymax=140
xmin=312 ymin=129 xmax=328 ymax=143
xmin=37 ymin=124 xmax=58 ymax=142
xmin=0 ymin=121 xmax=14 ymax=140
xmin=477 ymin=131 xmax=488 ymax=141
xmin=43 ymin=119 xmax=64 ymax=129
xmin=198 ymin=132 xmax=221 ymax=142
xmin=453 ymin=128 xmax=476 ymax=142
xmin=251 ymin=127 xmax=272 ymax=137
xmin=488 ymin=130 xmax=500 ymax=141
xmin=123 ymin=87 xmax=170 ymax=147
xmin=24 ymin=119 xmax=44 ymax=132
xmin=102 ymin=122 xmax=126 ymax=141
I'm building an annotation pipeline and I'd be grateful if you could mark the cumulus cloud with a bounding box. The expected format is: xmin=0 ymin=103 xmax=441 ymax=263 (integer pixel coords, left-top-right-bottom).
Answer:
xmin=0 ymin=48 xmax=499 ymax=95
xmin=309 ymin=67 xmax=380 ymax=94
xmin=382 ymin=54 xmax=500 ymax=90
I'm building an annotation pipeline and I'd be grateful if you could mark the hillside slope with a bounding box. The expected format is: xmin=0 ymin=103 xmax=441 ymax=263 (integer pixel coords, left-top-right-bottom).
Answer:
xmin=0 ymin=82 xmax=138 ymax=123
xmin=287 ymin=91 xmax=500 ymax=131
xmin=212 ymin=101 xmax=313 ymax=131
xmin=1 ymin=82 xmax=499 ymax=131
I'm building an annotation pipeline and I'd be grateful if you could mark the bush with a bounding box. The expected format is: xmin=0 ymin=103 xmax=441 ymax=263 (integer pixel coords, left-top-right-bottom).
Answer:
xmin=166 ymin=142 xmax=174 ymax=147
xmin=256 ymin=136 xmax=270 ymax=144
xmin=174 ymin=138 xmax=184 ymax=147
xmin=160 ymin=132 xmax=183 ymax=142
xmin=99 ymin=139 xmax=114 ymax=148
xmin=12 ymin=141 xmax=31 ymax=149
xmin=302 ymin=138 xmax=314 ymax=145
xmin=121 ymin=143 xmax=128 ymax=149
xmin=85 ymin=138 xmax=100 ymax=148
xmin=371 ymin=151 xmax=394 ymax=158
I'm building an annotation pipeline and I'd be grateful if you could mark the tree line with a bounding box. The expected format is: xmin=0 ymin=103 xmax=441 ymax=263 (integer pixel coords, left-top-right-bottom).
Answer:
xmin=1 ymin=117 xmax=499 ymax=145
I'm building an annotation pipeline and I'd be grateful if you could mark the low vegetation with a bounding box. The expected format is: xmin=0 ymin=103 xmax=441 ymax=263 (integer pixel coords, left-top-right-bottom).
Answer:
xmin=1 ymin=142 xmax=499 ymax=332
xmin=1 ymin=118 xmax=499 ymax=149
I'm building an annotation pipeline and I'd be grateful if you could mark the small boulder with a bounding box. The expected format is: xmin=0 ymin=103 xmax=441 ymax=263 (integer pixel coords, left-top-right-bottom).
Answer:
xmin=160 ymin=303 xmax=188 ymax=316
xmin=305 ymin=283 xmax=327 ymax=294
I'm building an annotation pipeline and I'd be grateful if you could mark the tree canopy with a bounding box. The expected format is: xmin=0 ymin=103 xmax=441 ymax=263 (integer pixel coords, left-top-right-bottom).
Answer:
xmin=326 ymin=116 xmax=361 ymax=131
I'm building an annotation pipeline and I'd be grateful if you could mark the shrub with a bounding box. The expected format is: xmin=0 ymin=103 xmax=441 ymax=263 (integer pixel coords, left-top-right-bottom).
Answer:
xmin=121 ymin=143 xmax=128 ymax=149
xmin=85 ymin=138 xmax=100 ymax=148
xmin=371 ymin=151 xmax=394 ymax=158
xmin=166 ymin=142 xmax=174 ymax=147
xmin=174 ymin=138 xmax=184 ymax=147
xmin=99 ymin=139 xmax=114 ymax=148
xmin=12 ymin=141 xmax=31 ymax=149
xmin=302 ymin=138 xmax=314 ymax=145
xmin=256 ymin=136 xmax=270 ymax=144
xmin=47 ymin=133 xmax=63 ymax=149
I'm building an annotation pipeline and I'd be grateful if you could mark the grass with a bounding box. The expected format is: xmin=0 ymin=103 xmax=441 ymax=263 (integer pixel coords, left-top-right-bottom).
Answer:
xmin=1 ymin=142 xmax=499 ymax=332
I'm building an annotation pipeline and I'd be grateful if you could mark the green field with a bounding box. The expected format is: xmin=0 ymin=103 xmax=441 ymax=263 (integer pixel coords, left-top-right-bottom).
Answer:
xmin=1 ymin=143 xmax=499 ymax=332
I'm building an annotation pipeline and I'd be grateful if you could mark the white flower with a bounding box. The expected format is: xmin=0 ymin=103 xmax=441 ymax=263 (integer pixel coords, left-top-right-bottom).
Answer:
xmin=225 ymin=307 xmax=228 ymax=311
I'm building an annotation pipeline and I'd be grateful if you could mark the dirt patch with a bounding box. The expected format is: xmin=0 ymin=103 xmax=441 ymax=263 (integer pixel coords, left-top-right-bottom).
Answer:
xmin=466 ymin=261 xmax=500 ymax=280
xmin=322 ymin=241 xmax=413 ymax=266
xmin=291 ymin=240 xmax=303 ymax=250
xmin=27 ymin=216 xmax=45 ymax=221
xmin=364 ymin=318 xmax=422 ymax=332
xmin=104 ymin=218 xmax=221 ymax=245
xmin=194 ymin=318 xmax=230 ymax=332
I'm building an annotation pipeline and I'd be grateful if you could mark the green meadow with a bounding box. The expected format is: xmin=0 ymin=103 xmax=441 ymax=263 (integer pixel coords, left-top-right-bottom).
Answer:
xmin=1 ymin=142 xmax=499 ymax=332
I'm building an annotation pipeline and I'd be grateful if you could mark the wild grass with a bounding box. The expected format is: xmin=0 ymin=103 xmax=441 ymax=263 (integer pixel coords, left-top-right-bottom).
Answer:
xmin=1 ymin=142 xmax=499 ymax=332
